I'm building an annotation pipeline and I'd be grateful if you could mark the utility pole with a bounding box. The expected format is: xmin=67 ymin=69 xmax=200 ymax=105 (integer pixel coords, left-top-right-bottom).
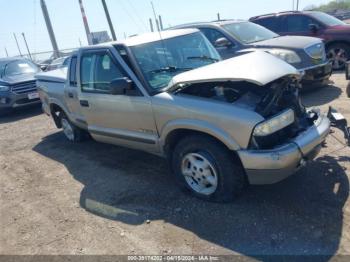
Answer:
xmin=4 ymin=47 xmax=9 ymax=57
xmin=13 ymin=33 xmax=22 ymax=57
xmin=158 ymin=15 xmax=163 ymax=30
xmin=40 ymin=0 xmax=60 ymax=58
xmin=296 ymin=0 xmax=300 ymax=11
xmin=149 ymin=18 xmax=154 ymax=32
xmin=78 ymin=0 xmax=92 ymax=45
xmin=101 ymin=0 xmax=117 ymax=41
xmin=151 ymin=2 xmax=160 ymax=32
xmin=217 ymin=13 xmax=221 ymax=21
xmin=22 ymin=33 xmax=33 ymax=61
xmin=79 ymin=38 xmax=82 ymax=47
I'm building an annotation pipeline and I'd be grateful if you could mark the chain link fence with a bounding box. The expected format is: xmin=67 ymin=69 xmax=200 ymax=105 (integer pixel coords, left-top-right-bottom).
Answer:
xmin=15 ymin=48 xmax=78 ymax=64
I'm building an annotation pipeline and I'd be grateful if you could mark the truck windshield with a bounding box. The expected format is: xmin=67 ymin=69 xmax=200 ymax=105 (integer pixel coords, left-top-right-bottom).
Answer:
xmin=131 ymin=32 xmax=221 ymax=91
xmin=4 ymin=60 xmax=39 ymax=77
xmin=223 ymin=22 xmax=279 ymax=44
xmin=309 ymin=12 xmax=346 ymax=27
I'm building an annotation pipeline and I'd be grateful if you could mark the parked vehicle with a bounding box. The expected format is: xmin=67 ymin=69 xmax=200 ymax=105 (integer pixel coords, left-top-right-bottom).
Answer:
xmin=172 ymin=20 xmax=332 ymax=88
xmin=250 ymin=11 xmax=350 ymax=70
xmin=0 ymin=58 xmax=41 ymax=114
xmin=36 ymin=29 xmax=330 ymax=202
xmin=46 ymin=56 xmax=70 ymax=71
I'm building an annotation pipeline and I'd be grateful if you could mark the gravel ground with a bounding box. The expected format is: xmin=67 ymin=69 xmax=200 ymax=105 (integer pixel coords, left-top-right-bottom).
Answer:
xmin=0 ymin=73 xmax=349 ymax=259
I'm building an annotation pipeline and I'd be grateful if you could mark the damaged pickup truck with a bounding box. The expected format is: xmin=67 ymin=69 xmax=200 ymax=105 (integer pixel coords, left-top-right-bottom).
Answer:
xmin=36 ymin=29 xmax=330 ymax=202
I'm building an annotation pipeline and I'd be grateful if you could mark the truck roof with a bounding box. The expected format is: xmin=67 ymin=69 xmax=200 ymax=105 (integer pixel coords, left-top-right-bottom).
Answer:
xmin=97 ymin=29 xmax=200 ymax=48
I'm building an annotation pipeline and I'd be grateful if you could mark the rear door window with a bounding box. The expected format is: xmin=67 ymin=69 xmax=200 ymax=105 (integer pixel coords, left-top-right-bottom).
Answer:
xmin=254 ymin=17 xmax=280 ymax=32
xmin=69 ymin=56 xmax=77 ymax=86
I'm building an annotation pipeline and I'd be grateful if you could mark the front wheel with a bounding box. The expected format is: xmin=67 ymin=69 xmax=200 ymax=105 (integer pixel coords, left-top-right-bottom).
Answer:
xmin=59 ymin=113 xmax=86 ymax=142
xmin=171 ymin=135 xmax=247 ymax=202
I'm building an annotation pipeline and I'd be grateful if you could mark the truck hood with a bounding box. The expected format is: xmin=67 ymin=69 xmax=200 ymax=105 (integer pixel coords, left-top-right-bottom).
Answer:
xmin=168 ymin=51 xmax=300 ymax=88
xmin=250 ymin=35 xmax=321 ymax=49
xmin=35 ymin=68 xmax=67 ymax=83
xmin=0 ymin=73 xmax=36 ymax=85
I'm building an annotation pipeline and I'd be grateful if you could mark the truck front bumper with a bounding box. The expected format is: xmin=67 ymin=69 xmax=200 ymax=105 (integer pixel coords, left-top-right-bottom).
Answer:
xmin=238 ymin=114 xmax=330 ymax=185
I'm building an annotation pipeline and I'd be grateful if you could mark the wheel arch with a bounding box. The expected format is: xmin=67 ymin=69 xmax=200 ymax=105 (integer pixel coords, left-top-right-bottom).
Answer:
xmin=160 ymin=120 xmax=242 ymax=158
xmin=325 ymin=40 xmax=350 ymax=50
xmin=49 ymin=102 xmax=68 ymax=128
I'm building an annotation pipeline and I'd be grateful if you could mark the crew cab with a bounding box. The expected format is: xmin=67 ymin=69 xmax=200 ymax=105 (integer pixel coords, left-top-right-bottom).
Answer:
xmin=0 ymin=58 xmax=41 ymax=114
xmin=36 ymin=29 xmax=330 ymax=202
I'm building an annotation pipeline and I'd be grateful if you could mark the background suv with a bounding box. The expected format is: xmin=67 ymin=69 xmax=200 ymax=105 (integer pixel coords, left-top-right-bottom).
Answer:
xmin=250 ymin=11 xmax=350 ymax=70
xmin=172 ymin=20 xmax=332 ymax=88
xmin=0 ymin=58 xmax=41 ymax=114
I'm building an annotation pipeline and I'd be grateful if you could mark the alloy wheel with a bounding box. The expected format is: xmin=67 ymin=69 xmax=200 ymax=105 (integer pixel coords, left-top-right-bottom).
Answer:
xmin=181 ymin=153 xmax=218 ymax=195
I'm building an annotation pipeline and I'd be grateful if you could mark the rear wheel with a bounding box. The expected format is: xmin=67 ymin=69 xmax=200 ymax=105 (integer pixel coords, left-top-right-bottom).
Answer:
xmin=171 ymin=135 xmax=246 ymax=202
xmin=59 ymin=112 xmax=86 ymax=142
xmin=327 ymin=43 xmax=350 ymax=70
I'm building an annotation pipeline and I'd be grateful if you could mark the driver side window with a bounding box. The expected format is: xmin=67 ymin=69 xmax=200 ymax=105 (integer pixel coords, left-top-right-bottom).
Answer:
xmin=200 ymin=28 xmax=233 ymax=47
xmin=81 ymin=51 xmax=126 ymax=93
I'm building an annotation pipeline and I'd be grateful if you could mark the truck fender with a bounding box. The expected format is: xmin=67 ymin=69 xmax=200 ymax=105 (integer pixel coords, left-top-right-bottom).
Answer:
xmin=159 ymin=119 xmax=241 ymax=152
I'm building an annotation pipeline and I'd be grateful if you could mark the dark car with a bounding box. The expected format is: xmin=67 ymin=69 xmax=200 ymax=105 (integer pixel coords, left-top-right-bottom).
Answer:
xmin=172 ymin=20 xmax=332 ymax=87
xmin=0 ymin=58 xmax=41 ymax=114
xmin=250 ymin=11 xmax=350 ymax=70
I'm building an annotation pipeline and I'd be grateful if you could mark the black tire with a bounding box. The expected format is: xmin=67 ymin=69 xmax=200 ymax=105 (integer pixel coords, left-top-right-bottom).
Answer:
xmin=326 ymin=43 xmax=350 ymax=70
xmin=59 ymin=112 xmax=87 ymax=142
xmin=171 ymin=135 xmax=247 ymax=202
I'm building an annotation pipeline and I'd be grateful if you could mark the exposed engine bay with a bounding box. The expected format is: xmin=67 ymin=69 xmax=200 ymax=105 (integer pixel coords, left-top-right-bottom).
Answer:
xmin=174 ymin=78 xmax=319 ymax=149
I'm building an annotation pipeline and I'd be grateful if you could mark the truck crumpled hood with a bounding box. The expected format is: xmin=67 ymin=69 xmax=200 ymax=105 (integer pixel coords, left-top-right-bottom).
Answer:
xmin=168 ymin=51 xmax=300 ymax=88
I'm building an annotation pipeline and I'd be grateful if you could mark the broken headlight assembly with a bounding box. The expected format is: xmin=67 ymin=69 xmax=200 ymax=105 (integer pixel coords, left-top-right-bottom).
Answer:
xmin=267 ymin=49 xmax=301 ymax=64
xmin=253 ymin=109 xmax=295 ymax=137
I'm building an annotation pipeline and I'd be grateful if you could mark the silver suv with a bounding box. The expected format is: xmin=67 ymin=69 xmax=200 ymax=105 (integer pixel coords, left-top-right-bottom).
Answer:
xmin=36 ymin=29 xmax=330 ymax=202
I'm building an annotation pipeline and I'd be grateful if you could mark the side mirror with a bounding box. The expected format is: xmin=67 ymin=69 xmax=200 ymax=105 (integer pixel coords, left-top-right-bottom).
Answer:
xmin=309 ymin=24 xmax=319 ymax=33
xmin=110 ymin=77 xmax=133 ymax=95
xmin=214 ymin=37 xmax=232 ymax=48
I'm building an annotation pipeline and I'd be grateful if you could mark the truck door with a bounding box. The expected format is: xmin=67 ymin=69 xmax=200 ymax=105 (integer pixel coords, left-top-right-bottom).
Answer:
xmin=77 ymin=48 xmax=159 ymax=153
xmin=64 ymin=55 xmax=86 ymax=127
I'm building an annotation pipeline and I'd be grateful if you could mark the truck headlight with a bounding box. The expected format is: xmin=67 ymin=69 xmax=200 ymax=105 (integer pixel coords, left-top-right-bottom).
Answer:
xmin=253 ymin=109 xmax=295 ymax=137
xmin=0 ymin=85 xmax=10 ymax=92
xmin=267 ymin=49 xmax=301 ymax=64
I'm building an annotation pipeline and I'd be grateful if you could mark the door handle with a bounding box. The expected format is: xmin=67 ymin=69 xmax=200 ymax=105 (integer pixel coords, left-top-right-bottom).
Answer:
xmin=68 ymin=92 xmax=74 ymax=98
xmin=80 ymin=100 xmax=89 ymax=107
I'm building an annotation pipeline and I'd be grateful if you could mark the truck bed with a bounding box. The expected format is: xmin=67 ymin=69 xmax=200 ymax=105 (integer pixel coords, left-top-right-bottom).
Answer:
xmin=35 ymin=68 xmax=67 ymax=83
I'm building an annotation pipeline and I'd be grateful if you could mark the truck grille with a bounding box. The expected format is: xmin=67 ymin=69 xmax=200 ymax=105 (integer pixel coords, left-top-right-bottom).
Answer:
xmin=11 ymin=81 xmax=37 ymax=94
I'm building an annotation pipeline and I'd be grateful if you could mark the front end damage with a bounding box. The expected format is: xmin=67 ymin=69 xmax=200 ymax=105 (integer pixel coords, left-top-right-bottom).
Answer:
xmin=173 ymin=75 xmax=330 ymax=184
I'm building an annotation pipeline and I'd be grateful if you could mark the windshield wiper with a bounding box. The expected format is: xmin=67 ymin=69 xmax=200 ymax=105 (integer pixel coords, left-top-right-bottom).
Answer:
xmin=148 ymin=66 xmax=193 ymax=74
xmin=187 ymin=55 xmax=219 ymax=62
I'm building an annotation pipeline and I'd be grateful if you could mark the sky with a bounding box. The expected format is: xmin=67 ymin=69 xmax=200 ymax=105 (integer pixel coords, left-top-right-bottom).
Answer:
xmin=0 ymin=0 xmax=329 ymax=59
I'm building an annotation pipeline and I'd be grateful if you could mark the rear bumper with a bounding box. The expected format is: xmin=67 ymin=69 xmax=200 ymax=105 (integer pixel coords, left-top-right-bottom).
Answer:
xmin=300 ymin=62 xmax=332 ymax=86
xmin=238 ymin=113 xmax=330 ymax=185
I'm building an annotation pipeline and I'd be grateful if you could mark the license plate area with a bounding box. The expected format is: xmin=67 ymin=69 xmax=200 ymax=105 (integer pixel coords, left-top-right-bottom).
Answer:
xmin=28 ymin=92 xmax=39 ymax=100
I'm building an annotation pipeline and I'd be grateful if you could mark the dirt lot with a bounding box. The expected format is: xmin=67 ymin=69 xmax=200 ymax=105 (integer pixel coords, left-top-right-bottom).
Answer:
xmin=0 ymin=73 xmax=349 ymax=259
